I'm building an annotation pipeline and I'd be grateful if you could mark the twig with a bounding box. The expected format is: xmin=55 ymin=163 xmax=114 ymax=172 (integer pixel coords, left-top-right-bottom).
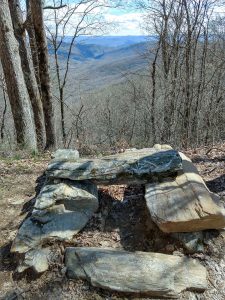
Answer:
xmin=43 ymin=5 xmax=67 ymax=10
xmin=202 ymin=167 xmax=216 ymax=175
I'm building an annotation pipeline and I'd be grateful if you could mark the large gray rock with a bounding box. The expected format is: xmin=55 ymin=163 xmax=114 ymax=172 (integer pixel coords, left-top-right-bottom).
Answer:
xmin=145 ymin=152 xmax=225 ymax=232
xmin=46 ymin=148 xmax=182 ymax=184
xmin=11 ymin=181 xmax=98 ymax=253
xmin=51 ymin=149 xmax=79 ymax=160
xmin=65 ymin=247 xmax=207 ymax=298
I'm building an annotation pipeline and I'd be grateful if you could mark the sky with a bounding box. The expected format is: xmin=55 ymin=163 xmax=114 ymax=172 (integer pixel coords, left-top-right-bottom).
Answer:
xmin=104 ymin=7 xmax=145 ymax=36
xmin=44 ymin=1 xmax=146 ymax=36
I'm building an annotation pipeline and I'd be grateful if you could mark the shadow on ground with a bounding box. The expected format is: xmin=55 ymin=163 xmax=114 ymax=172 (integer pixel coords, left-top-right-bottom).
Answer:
xmin=79 ymin=185 xmax=178 ymax=253
xmin=21 ymin=173 xmax=46 ymax=215
xmin=206 ymin=174 xmax=225 ymax=194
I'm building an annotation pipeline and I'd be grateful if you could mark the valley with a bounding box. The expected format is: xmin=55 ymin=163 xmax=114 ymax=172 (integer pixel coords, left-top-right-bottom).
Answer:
xmin=49 ymin=35 xmax=152 ymax=92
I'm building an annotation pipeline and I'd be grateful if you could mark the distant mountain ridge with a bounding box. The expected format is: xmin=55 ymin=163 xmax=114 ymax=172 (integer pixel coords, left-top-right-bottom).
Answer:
xmin=49 ymin=36 xmax=153 ymax=91
xmin=49 ymin=35 xmax=152 ymax=62
xmin=62 ymin=35 xmax=153 ymax=48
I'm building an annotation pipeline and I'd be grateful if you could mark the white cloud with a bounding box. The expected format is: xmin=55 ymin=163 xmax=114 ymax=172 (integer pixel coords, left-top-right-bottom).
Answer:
xmin=44 ymin=2 xmax=145 ymax=36
xmin=104 ymin=12 xmax=146 ymax=35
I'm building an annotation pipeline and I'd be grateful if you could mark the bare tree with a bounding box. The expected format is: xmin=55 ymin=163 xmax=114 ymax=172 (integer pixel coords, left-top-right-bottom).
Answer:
xmin=137 ymin=0 xmax=225 ymax=148
xmin=26 ymin=0 xmax=42 ymax=91
xmin=29 ymin=0 xmax=57 ymax=149
xmin=45 ymin=0 xmax=120 ymax=144
xmin=9 ymin=0 xmax=46 ymax=149
xmin=0 ymin=0 xmax=37 ymax=150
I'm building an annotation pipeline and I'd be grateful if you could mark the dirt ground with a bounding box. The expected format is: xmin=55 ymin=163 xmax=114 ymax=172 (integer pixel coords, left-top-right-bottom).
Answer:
xmin=0 ymin=146 xmax=225 ymax=300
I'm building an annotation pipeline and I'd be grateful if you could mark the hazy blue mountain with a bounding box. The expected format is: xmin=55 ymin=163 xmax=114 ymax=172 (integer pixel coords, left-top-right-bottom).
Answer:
xmin=62 ymin=35 xmax=153 ymax=48
xmin=49 ymin=36 xmax=152 ymax=91
xmin=49 ymin=36 xmax=152 ymax=62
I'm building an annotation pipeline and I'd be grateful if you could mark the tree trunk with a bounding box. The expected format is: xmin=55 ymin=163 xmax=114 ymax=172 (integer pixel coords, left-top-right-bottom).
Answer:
xmin=0 ymin=74 xmax=7 ymax=140
xmin=26 ymin=0 xmax=41 ymax=91
xmin=9 ymin=0 xmax=46 ymax=150
xmin=0 ymin=0 xmax=37 ymax=150
xmin=29 ymin=0 xmax=56 ymax=149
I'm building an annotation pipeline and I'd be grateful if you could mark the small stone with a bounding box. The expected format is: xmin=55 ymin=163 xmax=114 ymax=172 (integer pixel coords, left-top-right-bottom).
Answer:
xmin=153 ymin=144 xmax=173 ymax=150
xmin=51 ymin=149 xmax=79 ymax=160
xmin=17 ymin=248 xmax=50 ymax=273
xmin=172 ymin=232 xmax=204 ymax=254
xmin=60 ymin=266 xmax=67 ymax=276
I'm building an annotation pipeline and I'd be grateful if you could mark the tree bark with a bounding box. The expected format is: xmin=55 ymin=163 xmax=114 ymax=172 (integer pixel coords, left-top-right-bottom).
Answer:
xmin=29 ymin=0 xmax=56 ymax=149
xmin=0 ymin=0 xmax=37 ymax=150
xmin=26 ymin=0 xmax=41 ymax=91
xmin=0 ymin=74 xmax=7 ymax=140
xmin=9 ymin=0 xmax=46 ymax=150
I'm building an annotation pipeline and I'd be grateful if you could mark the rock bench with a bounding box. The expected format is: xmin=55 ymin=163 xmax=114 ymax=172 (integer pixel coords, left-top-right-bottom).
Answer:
xmin=10 ymin=146 xmax=225 ymax=297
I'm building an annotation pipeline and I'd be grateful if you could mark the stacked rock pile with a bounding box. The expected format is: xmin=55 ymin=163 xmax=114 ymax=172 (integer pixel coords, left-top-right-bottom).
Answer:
xmin=11 ymin=146 xmax=225 ymax=298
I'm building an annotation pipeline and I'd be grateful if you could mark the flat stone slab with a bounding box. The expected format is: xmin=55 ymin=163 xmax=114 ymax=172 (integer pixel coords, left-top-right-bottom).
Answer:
xmin=65 ymin=247 xmax=207 ymax=298
xmin=11 ymin=181 xmax=98 ymax=253
xmin=145 ymin=152 xmax=225 ymax=232
xmin=46 ymin=149 xmax=182 ymax=184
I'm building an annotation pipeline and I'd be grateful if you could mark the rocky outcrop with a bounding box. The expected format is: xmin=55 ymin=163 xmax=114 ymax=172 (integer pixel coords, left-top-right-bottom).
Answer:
xmin=11 ymin=180 xmax=98 ymax=254
xmin=46 ymin=148 xmax=182 ymax=185
xmin=65 ymin=247 xmax=207 ymax=298
xmin=145 ymin=152 xmax=225 ymax=232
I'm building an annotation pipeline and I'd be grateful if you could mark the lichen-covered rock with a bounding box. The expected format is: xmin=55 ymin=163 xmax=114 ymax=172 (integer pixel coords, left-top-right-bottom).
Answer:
xmin=145 ymin=152 xmax=225 ymax=232
xmin=11 ymin=181 xmax=98 ymax=253
xmin=65 ymin=247 xmax=207 ymax=298
xmin=46 ymin=148 xmax=182 ymax=184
